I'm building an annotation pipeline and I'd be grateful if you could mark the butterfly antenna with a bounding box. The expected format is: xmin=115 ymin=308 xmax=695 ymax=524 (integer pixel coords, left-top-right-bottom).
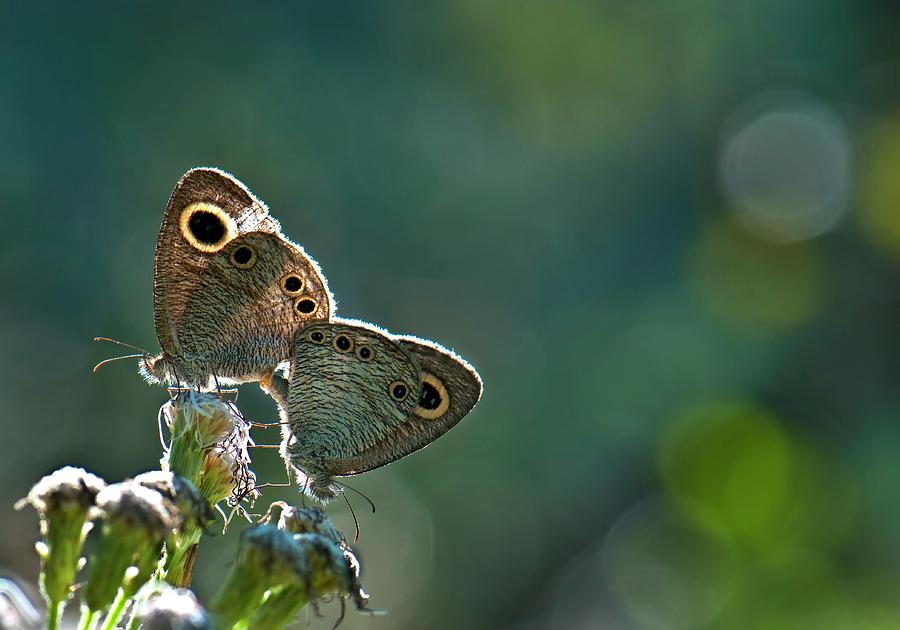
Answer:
xmin=335 ymin=481 xmax=376 ymax=514
xmin=340 ymin=491 xmax=361 ymax=544
xmin=92 ymin=354 xmax=144 ymax=373
xmin=93 ymin=337 xmax=149 ymax=354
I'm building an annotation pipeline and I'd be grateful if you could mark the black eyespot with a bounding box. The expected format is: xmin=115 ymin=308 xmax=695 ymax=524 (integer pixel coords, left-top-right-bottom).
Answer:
xmin=334 ymin=334 xmax=352 ymax=352
xmin=295 ymin=298 xmax=316 ymax=314
xmin=188 ymin=210 xmax=226 ymax=245
xmin=283 ymin=275 xmax=303 ymax=293
xmin=356 ymin=345 xmax=373 ymax=361
xmin=232 ymin=246 xmax=252 ymax=264
xmin=389 ymin=381 xmax=409 ymax=401
xmin=310 ymin=331 xmax=325 ymax=344
xmin=419 ymin=381 xmax=442 ymax=410
xmin=228 ymin=244 xmax=256 ymax=268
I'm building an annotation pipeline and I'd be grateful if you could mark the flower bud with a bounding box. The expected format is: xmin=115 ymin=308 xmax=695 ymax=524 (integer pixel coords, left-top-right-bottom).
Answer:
xmin=208 ymin=524 xmax=306 ymax=627
xmin=82 ymin=481 xmax=179 ymax=614
xmin=294 ymin=533 xmax=370 ymax=607
xmin=265 ymin=502 xmax=343 ymax=546
xmin=133 ymin=471 xmax=215 ymax=531
xmin=244 ymin=504 xmax=378 ymax=630
xmin=16 ymin=466 xmax=106 ymax=625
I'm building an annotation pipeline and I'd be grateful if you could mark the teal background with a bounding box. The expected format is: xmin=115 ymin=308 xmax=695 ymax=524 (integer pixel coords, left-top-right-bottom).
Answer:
xmin=4 ymin=2 xmax=900 ymax=628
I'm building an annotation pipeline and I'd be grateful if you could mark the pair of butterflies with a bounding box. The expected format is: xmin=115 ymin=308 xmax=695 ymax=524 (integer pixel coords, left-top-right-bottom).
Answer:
xmin=112 ymin=168 xmax=482 ymax=500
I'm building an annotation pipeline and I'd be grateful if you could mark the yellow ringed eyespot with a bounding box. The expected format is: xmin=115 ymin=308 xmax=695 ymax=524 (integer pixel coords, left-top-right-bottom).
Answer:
xmin=414 ymin=373 xmax=450 ymax=419
xmin=178 ymin=202 xmax=237 ymax=252
xmin=388 ymin=380 xmax=409 ymax=402
xmin=281 ymin=274 xmax=304 ymax=295
xmin=333 ymin=334 xmax=353 ymax=353
xmin=230 ymin=244 xmax=256 ymax=268
xmin=294 ymin=297 xmax=317 ymax=315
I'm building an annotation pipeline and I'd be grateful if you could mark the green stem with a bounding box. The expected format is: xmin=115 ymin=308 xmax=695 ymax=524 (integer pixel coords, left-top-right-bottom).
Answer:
xmin=46 ymin=599 xmax=61 ymax=630
xmin=244 ymin=585 xmax=310 ymax=630
xmin=41 ymin=511 xmax=89 ymax=618
xmin=162 ymin=522 xmax=203 ymax=587
xmin=76 ymin=607 xmax=101 ymax=630
xmin=163 ymin=541 xmax=199 ymax=587
xmin=208 ymin=569 xmax=268 ymax=628
xmin=100 ymin=588 xmax=129 ymax=630
xmin=82 ymin=530 xmax=137 ymax=613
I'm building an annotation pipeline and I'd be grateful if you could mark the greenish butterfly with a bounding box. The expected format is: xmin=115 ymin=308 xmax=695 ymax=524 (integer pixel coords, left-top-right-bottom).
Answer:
xmin=262 ymin=318 xmax=483 ymax=500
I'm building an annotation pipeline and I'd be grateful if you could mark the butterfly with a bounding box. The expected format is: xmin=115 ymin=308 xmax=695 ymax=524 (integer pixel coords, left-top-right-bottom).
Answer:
xmin=98 ymin=168 xmax=333 ymax=389
xmin=261 ymin=318 xmax=482 ymax=500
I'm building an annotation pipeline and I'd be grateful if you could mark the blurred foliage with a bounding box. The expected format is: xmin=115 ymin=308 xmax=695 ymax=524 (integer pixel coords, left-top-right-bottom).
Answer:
xmin=3 ymin=1 xmax=900 ymax=628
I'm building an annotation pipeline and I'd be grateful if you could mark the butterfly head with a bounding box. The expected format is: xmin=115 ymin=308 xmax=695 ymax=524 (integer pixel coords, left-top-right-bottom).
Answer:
xmin=138 ymin=353 xmax=176 ymax=385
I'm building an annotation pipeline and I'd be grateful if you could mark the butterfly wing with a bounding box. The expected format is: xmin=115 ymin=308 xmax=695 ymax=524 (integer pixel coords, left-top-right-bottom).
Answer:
xmin=179 ymin=231 xmax=332 ymax=383
xmin=151 ymin=168 xmax=332 ymax=384
xmin=285 ymin=320 xmax=421 ymax=462
xmin=282 ymin=319 xmax=482 ymax=479
xmin=326 ymin=334 xmax=483 ymax=475
xmin=154 ymin=168 xmax=277 ymax=360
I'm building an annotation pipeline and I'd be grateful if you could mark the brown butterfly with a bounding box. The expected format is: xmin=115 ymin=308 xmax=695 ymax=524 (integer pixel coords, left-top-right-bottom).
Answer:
xmin=262 ymin=318 xmax=482 ymax=501
xmin=98 ymin=168 xmax=333 ymax=388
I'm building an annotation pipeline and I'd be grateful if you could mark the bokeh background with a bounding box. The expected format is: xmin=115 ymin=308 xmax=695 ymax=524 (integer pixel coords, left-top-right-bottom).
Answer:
xmin=3 ymin=2 xmax=900 ymax=628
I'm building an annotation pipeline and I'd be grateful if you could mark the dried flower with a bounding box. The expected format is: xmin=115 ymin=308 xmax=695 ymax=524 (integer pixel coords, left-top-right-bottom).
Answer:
xmin=15 ymin=466 xmax=106 ymax=630
xmin=161 ymin=391 xmax=241 ymax=483
xmin=160 ymin=391 xmax=257 ymax=508
xmin=198 ymin=418 xmax=259 ymax=508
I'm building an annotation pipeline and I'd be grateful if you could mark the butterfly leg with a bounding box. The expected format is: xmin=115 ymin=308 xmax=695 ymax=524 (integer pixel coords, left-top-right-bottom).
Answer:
xmin=258 ymin=371 xmax=290 ymax=408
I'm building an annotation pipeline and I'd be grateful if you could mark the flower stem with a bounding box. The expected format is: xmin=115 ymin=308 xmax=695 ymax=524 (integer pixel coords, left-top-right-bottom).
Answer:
xmin=162 ymin=523 xmax=202 ymax=587
xmin=76 ymin=606 xmax=101 ymax=630
xmin=100 ymin=588 xmax=129 ymax=630
xmin=39 ymin=508 xmax=91 ymax=624
xmin=244 ymin=585 xmax=309 ymax=630
xmin=82 ymin=529 xmax=137 ymax=613
xmin=208 ymin=568 xmax=269 ymax=628
xmin=46 ymin=599 xmax=61 ymax=630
